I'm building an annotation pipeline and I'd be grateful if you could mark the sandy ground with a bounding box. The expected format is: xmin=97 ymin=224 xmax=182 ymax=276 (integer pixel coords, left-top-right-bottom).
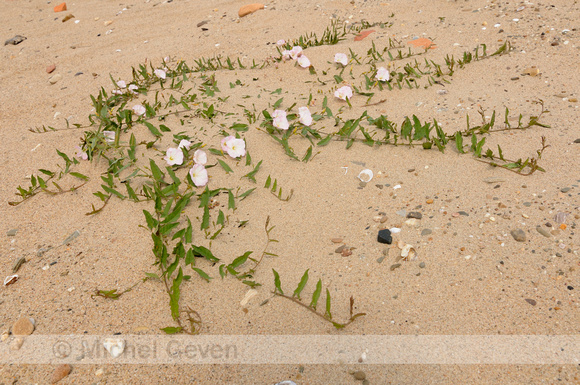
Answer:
xmin=1 ymin=0 xmax=579 ymax=383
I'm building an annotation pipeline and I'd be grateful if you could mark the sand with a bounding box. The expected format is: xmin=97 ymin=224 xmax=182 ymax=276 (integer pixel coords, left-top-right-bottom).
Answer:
xmin=1 ymin=0 xmax=579 ymax=383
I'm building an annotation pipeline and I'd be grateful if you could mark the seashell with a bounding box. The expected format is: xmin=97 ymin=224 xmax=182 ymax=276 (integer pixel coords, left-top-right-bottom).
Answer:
xmin=3 ymin=274 xmax=18 ymax=286
xmin=240 ymin=289 xmax=258 ymax=307
xmin=554 ymin=212 xmax=568 ymax=224
xmin=389 ymin=227 xmax=401 ymax=234
xmin=357 ymin=169 xmax=373 ymax=183
xmin=400 ymin=244 xmax=417 ymax=261
xmin=103 ymin=338 xmax=125 ymax=358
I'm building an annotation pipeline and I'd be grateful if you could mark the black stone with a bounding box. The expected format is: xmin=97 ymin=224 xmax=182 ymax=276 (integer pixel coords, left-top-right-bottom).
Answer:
xmin=377 ymin=229 xmax=392 ymax=244
xmin=407 ymin=212 xmax=423 ymax=219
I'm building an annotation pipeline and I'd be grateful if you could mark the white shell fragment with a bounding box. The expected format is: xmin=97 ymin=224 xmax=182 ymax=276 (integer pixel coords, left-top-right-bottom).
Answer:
xmin=389 ymin=227 xmax=401 ymax=234
xmin=400 ymin=244 xmax=417 ymax=261
xmin=357 ymin=169 xmax=373 ymax=183
xmin=240 ymin=289 xmax=258 ymax=307
xmin=3 ymin=274 xmax=18 ymax=286
xmin=103 ymin=338 xmax=125 ymax=358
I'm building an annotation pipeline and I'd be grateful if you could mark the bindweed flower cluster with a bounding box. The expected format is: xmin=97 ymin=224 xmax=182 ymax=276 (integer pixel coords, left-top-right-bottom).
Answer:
xmin=281 ymin=45 xmax=311 ymax=68
xmin=189 ymin=147 xmax=208 ymax=187
xmin=112 ymin=80 xmax=139 ymax=95
xmin=74 ymin=145 xmax=88 ymax=160
xmin=103 ymin=130 xmax=116 ymax=144
xmin=221 ymin=136 xmax=246 ymax=159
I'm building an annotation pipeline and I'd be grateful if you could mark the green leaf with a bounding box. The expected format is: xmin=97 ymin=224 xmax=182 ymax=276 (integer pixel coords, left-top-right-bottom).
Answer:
xmin=317 ymin=135 xmax=333 ymax=146
xmin=125 ymin=182 xmax=138 ymax=201
xmin=293 ymin=269 xmax=309 ymax=300
xmin=149 ymin=159 xmax=165 ymax=182
xmin=231 ymin=251 xmax=252 ymax=268
xmin=101 ymin=185 xmax=126 ymax=200
xmin=169 ymin=268 xmax=183 ymax=320
xmin=273 ymin=269 xmax=283 ymax=295
xmin=325 ymin=288 xmax=332 ymax=320
xmin=192 ymin=267 xmax=212 ymax=282
xmin=228 ymin=190 xmax=235 ymax=210
xmin=216 ymin=209 xmax=225 ymax=226
xmin=201 ymin=206 xmax=210 ymax=230
xmin=69 ymin=172 xmax=89 ymax=181
xmin=238 ymin=188 xmax=255 ymax=200
xmin=217 ymin=159 xmax=233 ymax=174
xmin=302 ymin=146 xmax=313 ymax=162
xmin=264 ymin=175 xmax=272 ymax=189
xmin=143 ymin=210 xmax=158 ymax=229
xmin=273 ymin=97 xmax=283 ymax=108
xmin=192 ymin=245 xmax=219 ymax=262
xmin=144 ymin=122 xmax=162 ymax=137
xmin=310 ymin=279 xmax=322 ymax=310
xmin=230 ymin=123 xmax=249 ymax=132
xmin=160 ymin=326 xmax=182 ymax=334
xmin=454 ymin=132 xmax=465 ymax=154
xmin=243 ymin=160 xmax=262 ymax=183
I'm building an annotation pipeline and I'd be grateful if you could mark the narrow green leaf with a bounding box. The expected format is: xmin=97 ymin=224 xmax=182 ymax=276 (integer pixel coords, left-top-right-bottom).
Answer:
xmin=217 ymin=159 xmax=233 ymax=174
xmin=69 ymin=172 xmax=89 ymax=181
xmin=101 ymin=185 xmax=126 ymax=200
xmin=144 ymin=122 xmax=162 ymax=137
xmin=273 ymin=269 xmax=283 ymax=295
xmin=310 ymin=279 xmax=322 ymax=310
xmin=293 ymin=269 xmax=309 ymax=300
xmin=149 ymin=159 xmax=165 ymax=181
xmin=143 ymin=210 xmax=158 ymax=229
xmin=169 ymin=268 xmax=183 ymax=320
xmin=238 ymin=188 xmax=255 ymax=200
xmin=231 ymin=251 xmax=252 ymax=268
xmin=325 ymin=288 xmax=332 ymax=320
xmin=228 ymin=190 xmax=235 ymax=210
xmin=192 ymin=267 xmax=212 ymax=282
xmin=161 ymin=327 xmax=182 ymax=334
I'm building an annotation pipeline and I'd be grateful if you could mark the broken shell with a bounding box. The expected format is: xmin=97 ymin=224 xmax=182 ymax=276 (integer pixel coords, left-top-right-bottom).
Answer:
xmin=240 ymin=289 xmax=258 ymax=307
xmin=357 ymin=169 xmax=373 ymax=183
xmin=389 ymin=227 xmax=401 ymax=234
xmin=554 ymin=212 xmax=568 ymax=224
xmin=3 ymin=274 xmax=18 ymax=286
xmin=103 ymin=338 xmax=125 ymax=358
xmin=400 ymin=244 xmax=417 ymax=261
xmin=397 ymin=240 xmax=405 ymax=249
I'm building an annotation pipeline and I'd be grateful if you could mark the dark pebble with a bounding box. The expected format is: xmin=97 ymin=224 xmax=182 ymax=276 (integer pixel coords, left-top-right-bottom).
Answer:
xmin=525 ymin=299 xmax=537 ymax=306
xmin=407 ymin=212 xmax=422 ymax=219
xmin=458 ymin=211 xmax=469 ymax=216
xmin=523 ymin=202 xmax=532 ymax=207
xmin=6 ymin=229 xmax=18 ymax=236
xmin=4 ymin=35 xmax=26 ymax=46
xmin=419 ymin=262 xmax=426 ymax=268
xmin=574 ymin=138 xmax=580 ymax=143
xmin=421 ymin=229 xmax=432 ymax=236
xmin=510 ymin=229 xmax=526 ymax=242
xmin=376 ymin=256 xmax=385 ymax=264
xmin=567 ymin=286 xmax=574 ymax=290
xmin=377 ymin=229 xmax=392 ymax=244
xmin=390 ymin=263 xmax=401 ymax=271
xmin=197 ymin=20 xmax=209 ymax=27
xmin=560 ymin=187 xmax=571 ymax=193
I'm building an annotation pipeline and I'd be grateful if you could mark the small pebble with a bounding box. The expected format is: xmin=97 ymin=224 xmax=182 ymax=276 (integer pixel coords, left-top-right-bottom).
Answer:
xmin=426 ymin=199 xmax=434 ymax=204
xmin=6 ymin=229 xmax=18 ymax=236
xmin=421 ymin=229 xmax=432 ymax=236
xmin=510 ymin=229 xmax=526 ymax=242
xmin=536 ymin=227 xmax=551 ymax=238
xmin=49 ymin=74 xmax=63 ymax=85
xmin=331 ymin=238 xmax=343 ymax=243
xmin=390 ymin=263 xmax=401 ymax=271
xmin=407 ymin=212 xmax=423 ymax=219
xmin=353 ymin=371 xmax=366 ymax=381
xmin=419 ymin=262 xmax=426 ymax=268
xmin=10 ymin=337 xmax=24 ymax=350
xmin=51 ymin=364 xmax=72 ymax=384
xmin=12 ymin=317 xmax=35 ymax=336
xmin=46 ymin=64 xmax=56 ymax=74
xmin=525 ymin=299 xmax=537 ymax=306
xmin=238 ymin=3 xmax=265 ymax=17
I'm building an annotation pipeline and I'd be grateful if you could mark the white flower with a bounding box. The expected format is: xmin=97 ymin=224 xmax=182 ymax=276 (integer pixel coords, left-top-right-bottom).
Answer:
xmin=272 ymin=110 xmax=289 ymax=130
xmin=112 ymin=89 xmax=123 ymax=95
xmin=276 ymin=39 xmax=286 ymax=46
xmin=334 ymin=86 xmax=353 ymax=101
xmin=290 ymin=46 xmax=303 ymax=60
xmin=116 ymin=80 xmax=126 ymax=88
xmin=128 ymin=84 xmax=138 ymax=94
xmin=189 ymin=164 xmax=208 ymax=187
xmin=154 ymin=69 xmax=166 ymax=79
xmin=297 ymin=55 xmax=311 ymax=68
xmin=222 ymin=136 xmax=246 ymax=158
xmin=164 ymin=147 xmax=183 ymax=166
xmin=193 ymin=149 xmax=207 ymax=165
xmin=103 ymin=130 xmax=116 ymax=144
xmin=74 ymin=145 xmax=88 ymax=160
xmin=298 ymin=106 xmax=313 ymax=126
xmin=132 ymin=104 xmax=146 ymax=116
xmin=334 ymin=53 xmax=348 ymax=66
xmin=281 ymin=50 xmax=292 ymax=60
xmin=178 ymin=139 xmax=192 ymax=150
xmin=375 ymin=67 xmax=390 ymax=82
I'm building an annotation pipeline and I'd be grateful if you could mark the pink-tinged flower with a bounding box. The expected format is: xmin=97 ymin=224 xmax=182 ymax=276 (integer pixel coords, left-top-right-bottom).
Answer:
xmin=164 ymin=147 xmax=184 ymax=166
xmin=116 ymin=80 xmax=126 ymax=88
xmin=272 ymin=110 xmax=289 ymax=130
xmin=154 ymin=69 xmax=166 ymax=79
xmin=74 ymin=145 xmax=88 ymax=160
xmin=128 ymin=84 xmax=138 ymax=94
xmin=334 ymin=86 xmax=353 ymax=101
xmin=334 ymin=53 xmax=348 ymax=66
xmin=221 ymin=136 xmax=232 ymax=152
xmin=178 ymin=139 xmax=192 ymax=150
xmin=297 ymin=55 xmax=311 ymax=68
xmin=298 ymin=106 xmax=313 ymax=126
xmin=132 ymin=104 xmax=146 ymax=116
xmin=375 ymin=67 xmax=390 ymax=82
xmin=193 ymin=149 xmax=207 ymax=165
xmin=112 ymin=89 xmax=123 ymax=95
xmin=222 ymin=136 xmax=246 ymax=158
xmin=103 ymin=130 xmax=116 ymax=144
xmin=276 ymin=39 xmax=286 ymax=46
xmin=281 ymin=50 xmax=292 ymax=60
xmin=290 ymin=46 xmax=303 ymax=60
xmin=189 ymin=164 xmax=208 ymax=187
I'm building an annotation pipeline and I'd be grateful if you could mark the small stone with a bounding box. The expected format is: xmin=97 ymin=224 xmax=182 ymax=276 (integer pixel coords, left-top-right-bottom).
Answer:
xmin=389 ymin=263 xmax=401 ymax=271
xmin=525 ymin=299 xmax=537 ymax=306
xmin=483 ymin=177 xmax=506 ymax=184
xmin=4 ymin=35 xmax=26 ymax=46
xmin=560 ymin=187 xmax=571 ymax=193
xmin=331 ymin=238 xmax=343 ymax=243
xmin=54 ymin=2 xmax=67 ymax=12
xmin=95 ymin=368 xmax=104 ymax=376
xmin=419 ymin=262 xmax=426 ymax=268
xmin=12 ymin=317 xmax=35 ymax=336
xmin=341 ymin=248 xmax=352 ymax=257
xmin=396 ymin=209 xmax=407 ymax=217
xmin=6 ymin=229 xmax=18 ymax=236
xmin=104 ymin=20 xmax=113 ymax=26
xmin=335 ymin=245 xmax=347 ymax=253
xmin=523 ymin=202 xmax=532 ymax=207
xmin=458 ymin=211 xmax=469 ymax=216
xmin=49 ymin=74 xmax=63 ymax=85
xmin=523 ymin=67 xmax=540 ymax=76
xmin=510 ymin=229 xmax=526 ymax=242
xmin=376 ymin=256 xmax=385 ymax=264
xmin=574 ymin=139 xmax=580 ymax=144
xmin=407 ymin=212 xmax=422 ymax=219
xmin=569 ymin=98 xmax=578 ymax=103
xmin=510 ymin=77 xmax=520 ymax=81
xmin=426 ymin=199 xmax=434 ymax=204
xmin=421 ymin=229 xmax=432 ymax=236
xmin=46 ymin=64 xmax=56 ymax=74
xmin=62 ymin=13 xmax=74 ymax=22
xmin=10 ymin=337 xmax=24 ymax=350
xmin=238 ymin=3 xmax=264 ymax=17
xmin=377 ymin=229 xmax=392 ymax=244
xmin=353 ymin=371 xmax=366 ymax=381
xmin=197 ymin=20 xmax=209 ymax=27
xmin=51 ymin=364 xmax=72 ymax=383
xmin=1 ymin=330 xmax=9 ymax=342
xmin=536 ymin=227 xmax=551 ymax=238
xmin=404 ymin=218 xmax=420 ymax=227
